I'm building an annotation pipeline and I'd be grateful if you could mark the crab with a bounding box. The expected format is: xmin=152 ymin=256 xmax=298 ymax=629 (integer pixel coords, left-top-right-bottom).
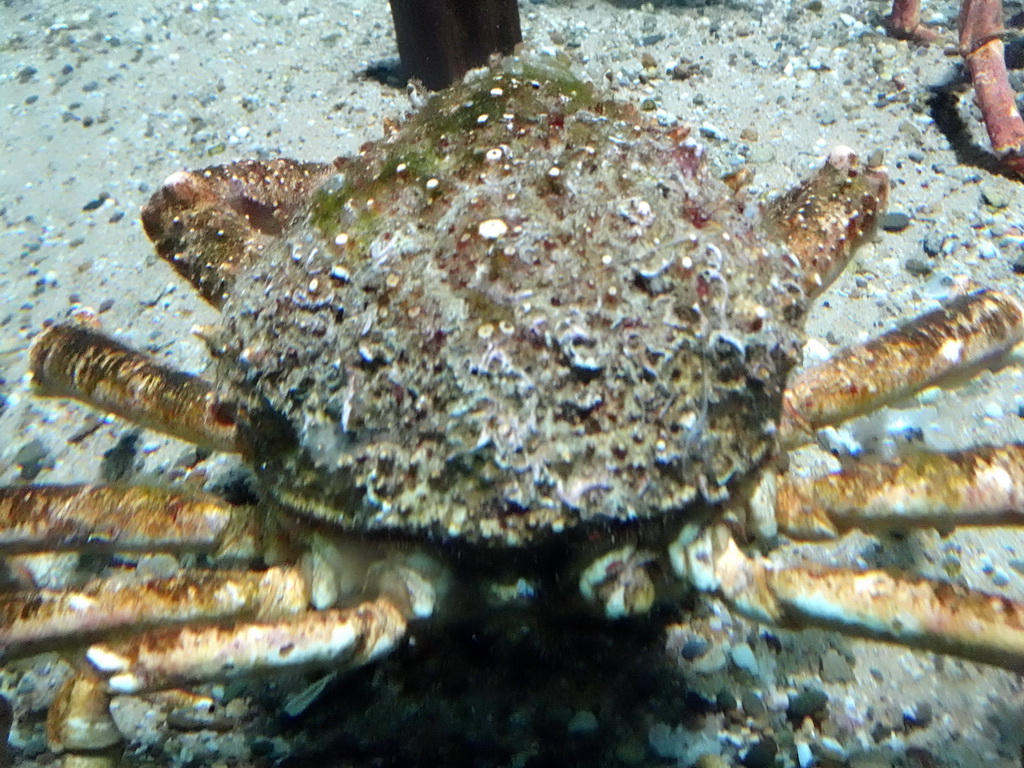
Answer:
xmin=888 ymin=0 xmax=1024 ymax=176
xmin=4 ymin=52 xmax=1024 ymax=765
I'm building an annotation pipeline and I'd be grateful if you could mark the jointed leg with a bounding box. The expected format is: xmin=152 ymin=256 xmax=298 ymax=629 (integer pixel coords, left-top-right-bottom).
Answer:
xmin=752 ymin=445 xmax=1024 ymax=541
xmin=780 ymin=289 xmax=1024 ymax=447
xmin=672 ymin=525 xmax=1024 ymax=672
xmin=888 ymin=0 xmax=941 ymax=40
xmin=959 ymin=0 xmax=1024 ymax=175
xmin=888 ymin=0 xmax=1024 ymax=176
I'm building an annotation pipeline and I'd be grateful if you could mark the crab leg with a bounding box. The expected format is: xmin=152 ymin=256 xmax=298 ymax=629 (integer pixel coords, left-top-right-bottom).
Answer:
xmin=0 ymin=484 xmax=257 ymax=557
xmin=47 ymin=599 xmax=406 ymax=755
xmin=888 ymin=0 xmax=1024 ymax=176
xmin=89 ymin=598 xmax=405 ymax=694
xmin=780 ymin=289 xmax=1024 ymax=446
xmin=673 ymin=526 xmax=1024 ymax=671
xmin=0 ymin=567 xmax=308 ymax=660
xmin=31 ymin=323 xmax=242 ymax=453
xmin=960 ymin=0 xmax=1024 ymax=176
xmin=762 ymin=147 xmax=888 ymax=299
xmin=751 ymin=445 xmax=1024 ymax=540
xmin=887 ymin=0 xmax=940 ymax=40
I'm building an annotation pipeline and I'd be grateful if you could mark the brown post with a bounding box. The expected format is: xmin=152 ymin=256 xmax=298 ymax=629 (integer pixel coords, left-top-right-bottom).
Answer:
xmin=387 ymin=0 xmax=523 ymax=91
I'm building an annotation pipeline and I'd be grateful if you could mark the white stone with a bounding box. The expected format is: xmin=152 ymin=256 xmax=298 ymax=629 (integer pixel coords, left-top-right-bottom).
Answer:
xmin=477 ymin=218 xmax=508 ymax=239
xmin=796 ymin=740 xmax=814 ymax=768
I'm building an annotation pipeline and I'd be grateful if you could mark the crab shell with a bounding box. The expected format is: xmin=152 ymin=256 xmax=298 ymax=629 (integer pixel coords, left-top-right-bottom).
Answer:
xmin=143 ymin=56 xmax=885 ymax=548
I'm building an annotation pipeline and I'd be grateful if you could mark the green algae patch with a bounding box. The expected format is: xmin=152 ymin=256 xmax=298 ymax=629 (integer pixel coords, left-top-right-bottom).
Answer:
xmin=310 ymin=54 xmax=612 ymax=239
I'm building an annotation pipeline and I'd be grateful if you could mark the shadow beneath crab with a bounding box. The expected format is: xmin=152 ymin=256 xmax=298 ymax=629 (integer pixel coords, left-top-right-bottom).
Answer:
xmin=273 ymin=608 xmax=682 ymax=768
xmin=255 ymin=603 xmax=1024 ymax=768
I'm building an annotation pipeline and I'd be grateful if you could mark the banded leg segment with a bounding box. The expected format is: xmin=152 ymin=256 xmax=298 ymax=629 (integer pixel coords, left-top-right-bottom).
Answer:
xmin=45 ymin=599 xmax=407 ymax=756
xmin=752 ymin=445 xmax=1024 ymax=540
xmin=0 ymin=484 xmax=257 ymax=557
xmin=761 ymin=147 xmax=888 ymax=300
xmin=960 ymin=0 xmax=1024 ymax=176
xmin=88 ymin=598 xmax=406 ymax=694
xmin=780 ymin=290 xmax=1024 ymax=446
xmin=0 ymin=567 xmax=308 ymax=659
xmin=673 ymin=528 xmax=1024 ymax=672
xmin=31 ymin=323 xmax=242 ymax=453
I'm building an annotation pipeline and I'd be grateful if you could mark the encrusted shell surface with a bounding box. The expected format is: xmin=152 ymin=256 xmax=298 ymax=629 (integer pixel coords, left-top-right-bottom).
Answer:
xmin=221 ymin=56 xmax=809 ymax=545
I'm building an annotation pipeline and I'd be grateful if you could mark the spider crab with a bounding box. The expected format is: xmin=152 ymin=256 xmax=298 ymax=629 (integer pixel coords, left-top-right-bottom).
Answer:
xmin=4 ymin=53 xmax=1024 ymax=765
xmin=889 ymin=0 xmax=1024 ymax=176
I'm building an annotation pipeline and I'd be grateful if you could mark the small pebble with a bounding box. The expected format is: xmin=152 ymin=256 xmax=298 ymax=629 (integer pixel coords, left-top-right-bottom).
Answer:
xmin=921 ymin=233 xmax=945 ymax=257
xmin=981 ymin=183 xmax=1011 ymax=209
xmin=747 ymin=145 xmax=775 ymax=164
xmin=820 ymin=649 xmax=854 ymax=683
xmin=730 ymin=642 xmax=760 ymax=676
xmin=82 ymin=194 xmax=108 ymax=211
xmin=14 ymin=439 xmax=49 ymax=481
xmin=904 ymin=257 xmax=932 ymax=276
xmin=691 ymin=645 xmax=727 ymax=674
xmin=796 ymin=740 xmax=813 ymax=768
xmin=819 ymin=736 xmax=846 ymax=760
xmin=166 ymin=708 xmax=233 ymax=732
xmin=567 ymin=710 xmax=598 ymax=734
xmin=879 ymin=211 xmax=911 ymax=232
xmin=742 ymin=737 xmax=777 ymax=768
xmin=976 ymin=240 xmax=1000 ymax=260
xmin=716 ymin=689 xmax=737 ymax=712
xmin=903 ymin=701 xmax=932 ymax=729
xmin=788 ymin=688 xmax=829 ymax=722
xmin=741 ymin=689 xmax=767 ymax=718
xmin=679 ymin=636 xmax=709 ymax=660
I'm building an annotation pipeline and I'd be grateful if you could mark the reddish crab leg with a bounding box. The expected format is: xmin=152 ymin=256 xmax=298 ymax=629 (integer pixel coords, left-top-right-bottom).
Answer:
xmin=780 ymin=289 xmax=1024 ymax=446
xmin=888 ymin=0 xmax=941 ymax=40
xmin=889 ymin=0 xmax=1024 ymax=176
xmin=751 ymin=445 xmax=1024 ymax=540
xmin=960 ymin=0 xmax=1024 ymax=175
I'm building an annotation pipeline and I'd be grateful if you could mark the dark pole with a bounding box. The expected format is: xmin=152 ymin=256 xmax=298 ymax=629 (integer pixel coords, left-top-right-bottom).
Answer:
xmin=387 ymin=0 xmax=523 ymax=91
